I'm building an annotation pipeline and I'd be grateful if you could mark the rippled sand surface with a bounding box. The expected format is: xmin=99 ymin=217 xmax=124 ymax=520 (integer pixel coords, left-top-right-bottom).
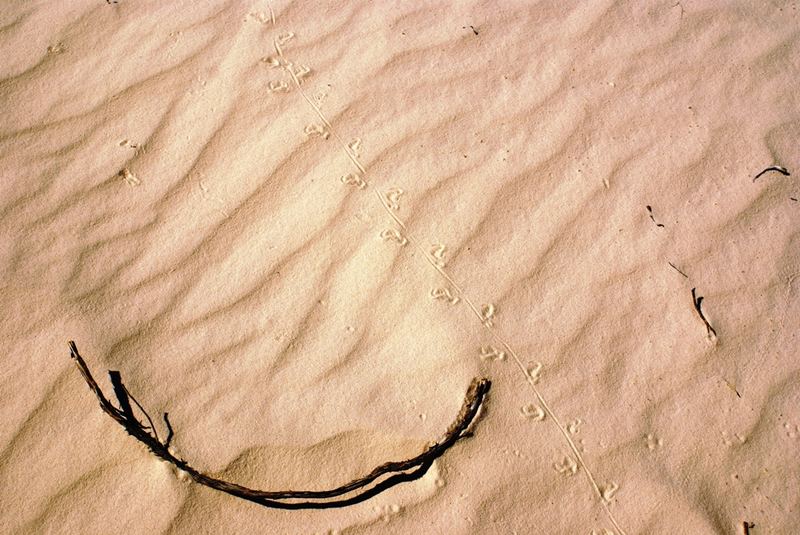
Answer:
xmin=1 ymin=2 xmax=798 ymax=534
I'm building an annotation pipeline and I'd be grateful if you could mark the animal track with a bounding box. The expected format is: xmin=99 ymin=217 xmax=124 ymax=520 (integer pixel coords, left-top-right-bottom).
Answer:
xmin=384 ymin=188 xmax=404 ymax=210
xmin=554 ymin=455 xmax=578 ymax=476
xmin=347 ymin=138 xmax=362 ymax=158
xmin=566 ymin=418 xmax=583 ymax=435
xmin=340 ymin=173 xmax=367 ymax=189
xmin=379 ymin=228 xmax=407 ymax=246
xmin=119 ymin=168 xmax=140 ymax=186
xmin=289 ymin=63 xmax=312 ymax=81
xmin=645 ymin=433 xmax=663 ymax=450
xmin=520 ymin=404 xmax=545 ymax=420
xmin=270 ymin=28 xmax=628 ymax=534
xmin=261 ymin=56 xmax=283 ymax=68
xmin=304 ymin=123 xmax=330 ymax=139
xmin=268 ymin=80 xmax=290 ymax=93
xmin=276 ymin=32 xmax=295 ymax=46
xmin=479 ymin=345 xmax=506 ymax=362
xmin=46 ymin=42 xmax=66 ymax=54
xmin=600 ymin=482 xmax=619 ymax=501
xmin=429 ymin=243 xmax=446 ymax=267
xmin=247 ymin=11 xmax=274 ymax=25
xmin=430 ymin=287 xmax=459 ymax=305
xmin=526 ymin=362 xmax=543 ymax=383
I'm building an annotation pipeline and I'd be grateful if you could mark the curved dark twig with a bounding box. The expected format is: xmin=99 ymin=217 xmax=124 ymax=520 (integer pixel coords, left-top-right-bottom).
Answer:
xmin=67 ymin=341 xmax=490 ymax=509
xmin=753 ymin=165 xmax=791 ymax=182
xmin=691 ymin=287 xmax=716 ymax=338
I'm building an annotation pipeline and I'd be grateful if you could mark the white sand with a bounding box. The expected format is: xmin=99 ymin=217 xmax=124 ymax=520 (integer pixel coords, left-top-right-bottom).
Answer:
xmin=1 ymin=1 xmax=798 ymax=533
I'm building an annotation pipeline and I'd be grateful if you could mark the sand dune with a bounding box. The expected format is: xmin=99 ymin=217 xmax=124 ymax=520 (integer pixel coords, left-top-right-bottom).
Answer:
xmin=1 ymin=1 xmax=798 ymax=533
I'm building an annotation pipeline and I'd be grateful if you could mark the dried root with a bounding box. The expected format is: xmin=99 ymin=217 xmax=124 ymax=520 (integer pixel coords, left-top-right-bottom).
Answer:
xmin=68 ymin=341 xmax=490 ymax=509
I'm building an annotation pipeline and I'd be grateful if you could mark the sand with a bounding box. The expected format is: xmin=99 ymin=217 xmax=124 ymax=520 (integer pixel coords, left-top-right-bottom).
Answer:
xmin=1 ymin=1 xmax=798 ymax=534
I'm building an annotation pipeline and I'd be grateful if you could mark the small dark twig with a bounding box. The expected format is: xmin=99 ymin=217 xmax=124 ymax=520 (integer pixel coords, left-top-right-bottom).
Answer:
xmin=753 ymin=165 xmax=790 ymax=182
xmin=691 ymin=287 xmax=717 ymax=338
xmin=743 ymin=521 xmax=755 ymax=534
xmin=668 ymin=261 xmax=689 ymax=278
xmin=68 ymin=341 xmax=490 ymax=509
xmin=646 ymin=205 xmax=665 ymax=228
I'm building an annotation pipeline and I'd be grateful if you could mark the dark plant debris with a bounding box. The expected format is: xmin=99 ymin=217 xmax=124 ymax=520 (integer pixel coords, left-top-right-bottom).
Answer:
xmin=691 ymin=288 xmax=717 ymax=338
xmin=646 ymin=205 xmax=665 ymax=228
xmin=67 ymin=341 xmax=490 ymax=509
xmin=668 ymin=262 xmax=689 ymax=278
xmin=753 ymin=165 xmax=790 ymax=182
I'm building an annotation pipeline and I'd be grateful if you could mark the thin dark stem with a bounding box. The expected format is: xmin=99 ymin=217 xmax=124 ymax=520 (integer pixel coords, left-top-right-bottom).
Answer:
xmin=668 ymin=261 xmax=689 ymax=278
xmin=67 ymin=341 xmax=490 ymax=509
xmin=691 ymin=288 xmax=717 ymax=338
xmin=753 ymin=165 xmax=790 ymax=182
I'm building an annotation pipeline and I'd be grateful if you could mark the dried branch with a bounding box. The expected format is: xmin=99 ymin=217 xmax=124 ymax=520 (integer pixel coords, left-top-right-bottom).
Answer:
xmin=691 ymin=287 xmax=717 ymax=338
xmin=67 ymin=341 xmax=490 ymax=509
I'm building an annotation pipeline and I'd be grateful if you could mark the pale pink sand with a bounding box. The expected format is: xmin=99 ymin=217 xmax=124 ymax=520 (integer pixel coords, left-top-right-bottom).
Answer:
xmin=1 ymin=1 xmax=799 ymax=534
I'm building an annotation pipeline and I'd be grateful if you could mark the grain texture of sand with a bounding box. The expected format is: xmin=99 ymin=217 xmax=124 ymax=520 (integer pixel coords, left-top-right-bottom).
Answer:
xmin=1 ymin=1 xmax=798 ymax=534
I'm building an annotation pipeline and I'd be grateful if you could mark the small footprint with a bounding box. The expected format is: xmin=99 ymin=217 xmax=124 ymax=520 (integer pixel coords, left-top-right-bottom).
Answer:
xmin=566 ymin=418 xmax=583 ymax=434
xmin=119 ymin=168 xmax=140 ymax=186
xmin=645 ymin=433 xmax=662 ymax=450
xmin=290 ymin=63 xmax=312 ymax=81
xmin=46 ymin=42 xmax=66 ymax=54
xmin=379 ymin=228 xmax=407 ymax=246
xmin=721 ymin=430 xmax=747 ymax=446
xmin=304 ymin=123 xmax=329 ymax=139
xmin=340 ymin=173 xmax=367 ymax=189
xmin=268 ymin=80 xmax=290 ymax=93
xmin=479 ymin=345 xmax=505 ymax=362
xmin=347 ymin=138 xmax=362 ymax=158
xmin=553 ymin=455 xmax=578 ymax=476
xmin=526 ymin=362 xmax=543 ymax=383
xmin=261 ymin=56 xmax=283 ymax=68
xmin=247 ymin=11 xmax=271 ymax=24
xmin=600 ymin=482 xmax=619 ymax=501
xmin=520 ymin=403 xmax=545 ymax=421
xmin=430 ymin=243 xmax=446 ymax=266
xmin=276 ymin=32 xmax=295 ymax=46
xmin=385 ymin=188 xmax=404 ymax=210
xmin=430 ymin=287 xmax=459 ymax=305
